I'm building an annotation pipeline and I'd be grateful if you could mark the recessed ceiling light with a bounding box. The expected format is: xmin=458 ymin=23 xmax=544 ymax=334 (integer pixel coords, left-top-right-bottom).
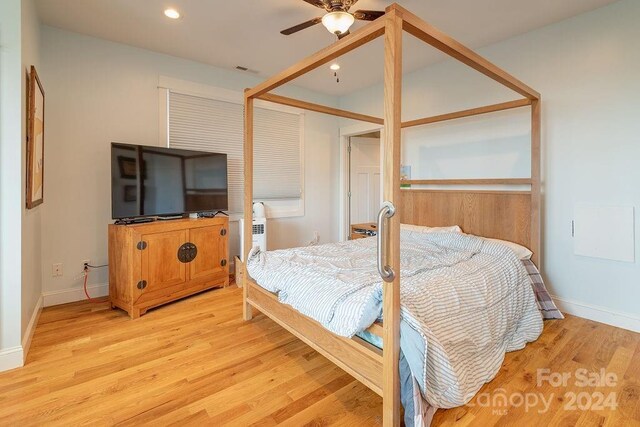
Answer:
xmin=164 ymin=8 xmax=180 ymax=19
xmin=330 ymin=63 xmax=340 ymax=71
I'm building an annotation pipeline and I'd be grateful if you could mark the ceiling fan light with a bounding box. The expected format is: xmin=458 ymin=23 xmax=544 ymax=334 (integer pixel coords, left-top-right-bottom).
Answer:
xmin=321 ymin=11 xmax=354 ymax=35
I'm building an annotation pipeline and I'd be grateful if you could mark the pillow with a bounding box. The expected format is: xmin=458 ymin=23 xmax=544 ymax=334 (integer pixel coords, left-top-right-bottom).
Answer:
xmin=481 ymin=237 xmax=533 ymax=260
xmin=401 ymin=224 xmax=463 ymax=234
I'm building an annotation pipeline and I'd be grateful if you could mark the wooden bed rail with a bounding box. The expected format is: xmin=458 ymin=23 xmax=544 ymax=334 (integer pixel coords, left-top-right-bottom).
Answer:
xmin=256 ymin=93 xmax=384 ymax=125
xmin=245 ymin=19 xmax=385 ymax=99
xmin=399 ymin=6 xmax=540 ymax=100
xmin=401 ymin=98 xmax=531 ymax=128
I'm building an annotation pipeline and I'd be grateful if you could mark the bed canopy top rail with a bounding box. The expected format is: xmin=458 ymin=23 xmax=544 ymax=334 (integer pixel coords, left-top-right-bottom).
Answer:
xmin=245 ymin=18 xmax=385 ymax=99
xmin=256 ymin=93 xmax=384 ymax=124
xmin=243 ymin=4 xmax=540 ymax=426
xmin=402 ymin=98 xmax=531 ymax=128
xmin=401 ymin=8 xmax=540 ymax=100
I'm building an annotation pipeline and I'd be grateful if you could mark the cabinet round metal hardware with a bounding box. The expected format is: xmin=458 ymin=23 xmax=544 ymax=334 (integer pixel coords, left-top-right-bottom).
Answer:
xmin=177 ymin=242 xmax=198 ymax=263
xmin=136 ymin=241 xmax=147 ymax=250
xmin=220 ymin=228 xmax=227 ymax=236
xmin=220 ymin=259 xmax=227 ymax=267
xmin=137 ymin=280 xmax=147 ymax=290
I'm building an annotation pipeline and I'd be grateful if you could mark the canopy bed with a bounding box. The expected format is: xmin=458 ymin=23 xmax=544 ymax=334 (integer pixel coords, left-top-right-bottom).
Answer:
xmin=241 ymin=4 xmax=542 ymax=426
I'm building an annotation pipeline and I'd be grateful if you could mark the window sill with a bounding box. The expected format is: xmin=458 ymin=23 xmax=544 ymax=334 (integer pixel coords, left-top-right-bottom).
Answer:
xmin=228 ymin=198 xmax=304 ymax=222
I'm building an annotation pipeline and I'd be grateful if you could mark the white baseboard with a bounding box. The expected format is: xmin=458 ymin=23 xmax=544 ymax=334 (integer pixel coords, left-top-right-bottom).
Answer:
xmin=552 ymin=295 xmax=640 ymax=333
xmin=22 ymin=295 xmax=43 ymax=362
xmin=0 ymin=346 xmax=24 ymax=372
xmin=42 ymin=283 xmax=109 ymax=307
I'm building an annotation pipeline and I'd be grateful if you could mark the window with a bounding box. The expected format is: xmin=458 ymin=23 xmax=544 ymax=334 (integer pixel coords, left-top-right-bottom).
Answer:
xmin=167 ymin=90 xmax=303 ymax=215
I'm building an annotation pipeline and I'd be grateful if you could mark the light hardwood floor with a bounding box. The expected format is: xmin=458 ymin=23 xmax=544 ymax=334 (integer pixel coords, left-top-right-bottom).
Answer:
xmin=0 ymin=285 xmax=638 ymax=426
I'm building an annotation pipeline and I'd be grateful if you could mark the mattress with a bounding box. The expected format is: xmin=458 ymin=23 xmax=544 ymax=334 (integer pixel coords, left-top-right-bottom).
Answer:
xmin=246 ymin=230 xmax=544 ymax=410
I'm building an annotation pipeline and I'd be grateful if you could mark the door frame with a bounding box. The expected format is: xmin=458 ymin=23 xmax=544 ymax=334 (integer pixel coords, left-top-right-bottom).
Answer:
xmin=338 ymin=122 xmax=384 ymax=242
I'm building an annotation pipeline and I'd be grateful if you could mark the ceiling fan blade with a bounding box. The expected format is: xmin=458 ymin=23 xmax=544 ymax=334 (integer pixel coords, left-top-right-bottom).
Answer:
xmin=280 ymin=17 xmax=323 ymax=35
xmin=337 ymin=30 xmax=350 ymax=40
xmin=302 ymin=0 xmax=328 ymax=10
xmin=353 ymin=10 xmax=385 ymax=21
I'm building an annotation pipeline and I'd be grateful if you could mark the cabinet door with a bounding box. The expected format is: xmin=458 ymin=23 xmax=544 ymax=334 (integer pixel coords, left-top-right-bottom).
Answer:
xmin=140 ymin=230 xmax=187 ymax=294
xmin=189 ymin=225 xmax=228 ymax=280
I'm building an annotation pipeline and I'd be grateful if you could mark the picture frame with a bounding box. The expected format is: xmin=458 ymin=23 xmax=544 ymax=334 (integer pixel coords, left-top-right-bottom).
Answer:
xmin=26 ymin=65 xmax=45 ymax=209
xmin=123 ymin=185 xmax=137 ymax=202
xmin=117 ymin=155 xmax=147 ymax=180
xmin=118 ymin=156 xmax=137 ymax=179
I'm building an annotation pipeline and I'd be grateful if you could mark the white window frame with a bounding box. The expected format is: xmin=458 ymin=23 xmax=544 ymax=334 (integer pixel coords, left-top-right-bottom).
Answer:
xmin=158 ymin=76 xmax=305 ymax=221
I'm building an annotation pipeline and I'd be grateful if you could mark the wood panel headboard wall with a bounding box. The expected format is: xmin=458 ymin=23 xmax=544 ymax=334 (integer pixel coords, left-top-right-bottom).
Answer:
xmin=397 ymin=99 xmax=541 ymax=267
xmin=399 ymin=189 xmax=531 ymax=249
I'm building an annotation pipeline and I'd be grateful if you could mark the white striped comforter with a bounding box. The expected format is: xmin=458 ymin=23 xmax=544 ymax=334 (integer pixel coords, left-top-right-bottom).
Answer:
xmin=246 ymin=230 xmax=543 ymax=408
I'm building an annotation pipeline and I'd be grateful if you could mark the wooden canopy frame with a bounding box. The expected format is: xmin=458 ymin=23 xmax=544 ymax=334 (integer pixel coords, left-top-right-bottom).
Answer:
xmin=242 ymin=4 xmax=540 ymax=426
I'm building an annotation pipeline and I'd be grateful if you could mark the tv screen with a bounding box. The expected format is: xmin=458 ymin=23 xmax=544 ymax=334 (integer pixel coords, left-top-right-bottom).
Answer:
xmin=111 ymin=143 xmax=228 ymax=219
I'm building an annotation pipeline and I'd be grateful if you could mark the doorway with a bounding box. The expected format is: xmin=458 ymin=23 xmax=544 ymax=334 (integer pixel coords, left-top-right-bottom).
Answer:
xmin=348 ymin=132 xmax=381 ymax=229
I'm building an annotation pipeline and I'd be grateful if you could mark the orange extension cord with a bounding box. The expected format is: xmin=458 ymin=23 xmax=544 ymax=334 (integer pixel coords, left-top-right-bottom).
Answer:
xmin=83 ymin=268 xmax=102 ymax=303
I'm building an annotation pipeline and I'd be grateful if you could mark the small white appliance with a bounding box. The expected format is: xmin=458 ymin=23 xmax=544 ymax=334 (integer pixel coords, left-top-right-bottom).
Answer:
xmin=239 ymin=218 xmax=267 ymax=261
xmin=253 ymin=202 xmax=266 ymax=219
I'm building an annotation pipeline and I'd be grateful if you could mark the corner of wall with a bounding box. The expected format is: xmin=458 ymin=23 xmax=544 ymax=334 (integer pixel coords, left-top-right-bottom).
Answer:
xmin=20 ymin=0 xmax=44 ymax=352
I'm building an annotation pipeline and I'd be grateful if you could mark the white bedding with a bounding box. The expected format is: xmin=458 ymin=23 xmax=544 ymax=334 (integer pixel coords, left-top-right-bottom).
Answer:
xmin=246 ymin=230 xmax=543 ymax=409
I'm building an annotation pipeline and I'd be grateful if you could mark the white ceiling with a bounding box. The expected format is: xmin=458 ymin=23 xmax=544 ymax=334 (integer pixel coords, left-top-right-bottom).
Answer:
xmin=36 ymin=0 xmax=617 ymax=96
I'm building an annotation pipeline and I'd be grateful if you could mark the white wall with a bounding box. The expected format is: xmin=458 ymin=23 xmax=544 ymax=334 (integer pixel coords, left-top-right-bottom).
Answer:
xmin=340 ymin=0 xmax=640 ymax=328
xmin=0 ymin=0 xmax=24 ymax=369
xmin=40 ymin=26 xmax=340 ymax=300
xmin=21 ymin=0 xmax=43 ymax=344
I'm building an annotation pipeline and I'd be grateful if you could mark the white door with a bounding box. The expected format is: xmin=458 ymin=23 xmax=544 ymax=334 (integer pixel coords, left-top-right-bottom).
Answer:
xmin=349 ymin=136 xmax=381 ymax=225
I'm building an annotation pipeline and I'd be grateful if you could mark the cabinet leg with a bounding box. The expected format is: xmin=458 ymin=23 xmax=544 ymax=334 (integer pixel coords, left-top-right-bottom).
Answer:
xmin=131 ymin=307 xmax=141 ymax=319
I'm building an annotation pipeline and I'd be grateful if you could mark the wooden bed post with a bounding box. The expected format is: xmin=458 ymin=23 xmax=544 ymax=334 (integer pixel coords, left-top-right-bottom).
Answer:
xmin=531 ymin=98 xmax=541 ymax=267
xmin=382 ymin=5 xmax=402 ymax=426
xmin=243 ymin=90 xmax=254 ymax=321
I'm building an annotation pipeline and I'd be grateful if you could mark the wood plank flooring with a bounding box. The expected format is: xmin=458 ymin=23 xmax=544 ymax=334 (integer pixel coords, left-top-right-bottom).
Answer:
xmin=0 ymin=285 xmax=638 ymax=426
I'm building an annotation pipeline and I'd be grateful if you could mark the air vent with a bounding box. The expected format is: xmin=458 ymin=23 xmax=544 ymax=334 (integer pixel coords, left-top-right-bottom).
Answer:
xmin=252 ymin=224 xmax=265 ymax=235
xmin=235 ymin=65 xmax=259 ymax=74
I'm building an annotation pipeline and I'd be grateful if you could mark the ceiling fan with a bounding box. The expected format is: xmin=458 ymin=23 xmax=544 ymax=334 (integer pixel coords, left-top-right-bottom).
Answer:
xmin=281 ymin=0 xmax=385 ymax=39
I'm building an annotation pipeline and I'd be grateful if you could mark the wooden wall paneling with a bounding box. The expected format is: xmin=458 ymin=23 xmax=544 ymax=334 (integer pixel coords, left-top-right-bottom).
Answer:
xmin=399 ymin=190 xmax=532 ymax=249
xmin=382 ymin=6 xmax=403 ymax=426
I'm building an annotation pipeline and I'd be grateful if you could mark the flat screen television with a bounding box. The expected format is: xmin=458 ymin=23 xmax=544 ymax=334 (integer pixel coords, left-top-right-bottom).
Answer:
xmin=111 ymin=143 xmax=228 ymax=219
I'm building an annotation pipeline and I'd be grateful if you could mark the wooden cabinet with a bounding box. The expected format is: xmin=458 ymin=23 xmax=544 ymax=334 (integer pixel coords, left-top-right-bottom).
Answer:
xmin=109 ymin=217 xmax=229 ymax=318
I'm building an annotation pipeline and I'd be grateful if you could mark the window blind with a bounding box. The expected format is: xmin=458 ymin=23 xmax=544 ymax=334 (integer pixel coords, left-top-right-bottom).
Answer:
xmin=168 ymin=91 xmax=302 ymax=213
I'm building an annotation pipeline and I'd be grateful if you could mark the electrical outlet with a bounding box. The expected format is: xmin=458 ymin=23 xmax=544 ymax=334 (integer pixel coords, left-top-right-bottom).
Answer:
xmin=82 ymin=259 xmax=91 ymax=270
xmin=52 ymin=263 xmax=63 ymax=277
